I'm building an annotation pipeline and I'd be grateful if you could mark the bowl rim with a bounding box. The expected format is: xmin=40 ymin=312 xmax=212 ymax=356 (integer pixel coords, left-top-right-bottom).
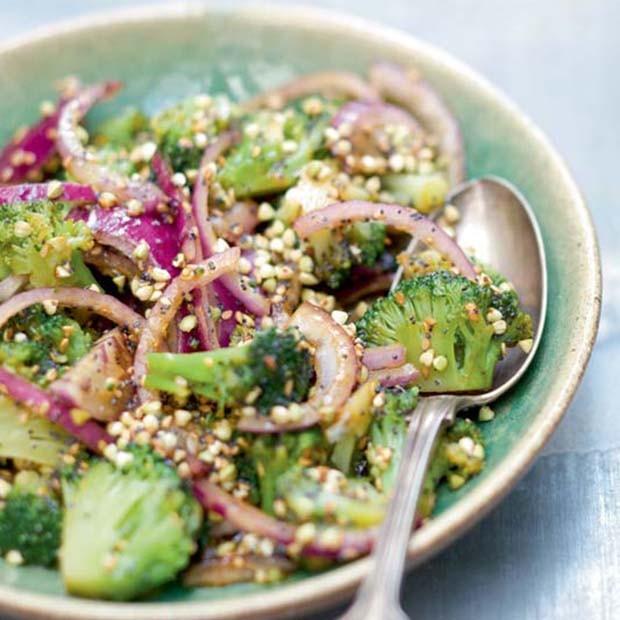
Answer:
xmin=0 ymin=3 xmax=602 ymax=619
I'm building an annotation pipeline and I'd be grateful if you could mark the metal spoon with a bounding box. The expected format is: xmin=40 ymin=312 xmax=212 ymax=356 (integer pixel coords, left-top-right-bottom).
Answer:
xmin=340 ymin=176 xmax=547 ymax=620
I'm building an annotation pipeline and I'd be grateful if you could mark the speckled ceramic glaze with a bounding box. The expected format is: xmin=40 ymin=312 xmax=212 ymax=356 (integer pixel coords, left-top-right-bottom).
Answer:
xmin=0 ymin=4 xmax=601 ymax=619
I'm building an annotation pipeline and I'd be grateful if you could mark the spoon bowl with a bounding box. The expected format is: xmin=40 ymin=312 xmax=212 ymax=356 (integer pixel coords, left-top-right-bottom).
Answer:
xmin=341 ymin=176 xmax=547 ymax=620
xmin=452 ymin=176 xmax=547 ymax=398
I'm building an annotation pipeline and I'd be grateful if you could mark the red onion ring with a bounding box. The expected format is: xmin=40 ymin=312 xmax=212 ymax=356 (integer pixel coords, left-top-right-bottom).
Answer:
xmin=0 ymin=367 xmax=111 ymax=452
xmin=368 ymin=363 xmax=420 ymax=387
xmin=243 ymin=71 xmax=380 ymax=111
xmin=193 ymin=479 xmax=374 ymax=561
xmin=362 ymin=344 xmax=406 ymax=370
xmin=49 ymin=328 xmax=134 ymax=422
xmin=56 ymin=82 xmax=167 ymax=212
xmin=72 ymin=205 xmax=181 ymax=273
xmin=0 ymin=275 xmax=26 ymax=303
xmin=0 ymin=182 xmax=97 ymax=206
xmin=192 ymin=133 xmax=269 ymax=323
xmin=183 ymin=554 xmax=295 ymax=587
xmin=0 ymin=288 xmax=144 ymax=332
xmin=83 ymin=246 xmax=140 ymax=279
xmin=134 ymin=248 xmax=241 ymax=403
xmin=338 ymin=272 xmax=393 ymax=307
xmin=369 ymin=62 xmax=465 ymax=186
xmin=293 ymin=201 xmax=476 ymax=280
xmin=152 ymin=152 xmax=218 ymax=351
xmin=211 ymin=201 xmax=259 ymax=243
xmin=237 ymin=302 xmax=358 ymax=433
xmin=0 ymin=98 xmax=66 ymax=185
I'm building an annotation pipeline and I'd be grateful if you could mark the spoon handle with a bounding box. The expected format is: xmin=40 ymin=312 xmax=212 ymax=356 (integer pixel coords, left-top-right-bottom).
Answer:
xmin=339 ymin=396 xmax=456 ymax=620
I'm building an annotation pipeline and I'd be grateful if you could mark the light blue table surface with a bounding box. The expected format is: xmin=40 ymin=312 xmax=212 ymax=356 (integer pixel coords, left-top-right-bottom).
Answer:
xmin=0 ymin=1 xmax=617 ymax=619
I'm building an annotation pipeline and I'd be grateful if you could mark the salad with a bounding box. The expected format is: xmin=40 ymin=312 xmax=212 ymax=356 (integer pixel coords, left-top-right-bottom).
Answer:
xmin=0 ymin=63 xmax=533 ymax=600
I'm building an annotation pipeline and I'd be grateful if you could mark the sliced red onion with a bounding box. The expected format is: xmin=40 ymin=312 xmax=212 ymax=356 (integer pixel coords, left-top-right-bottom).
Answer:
xmin=237 ymin=302 xmax=358 ymax=433
xmin=192 ymin=132 xmax=269 ymax=323
xmin=153 ymin=152 xmax=218 ymax=351
xmin=0 ymin=275 xmax=26 ymax=303
xmin=368 ymin=363 xmax=420 ymax=387
xmin=134 ymin=248 xmax=241 ymax=403
xmin=243 ymin=71 xmax=380 ymax=111
xmin=0 ymin=287 xmax=144 ymax=332
xmin=369 ymin=62 xmax=465 ymax=186
xmin=56 ymin=81 xmax=167 ymax=212
xmin=83 ymin=246 xmax=140 ymax=279
xmin=294 ymin=201 xmax=476 ymax=280
xmin=183 ymin=554 xmax=295 ymax=587
xmin=193 ymin=479 xmax=374 ymax=561
xmin=49 ymin=328 xmax=134 ymax=422
xmin=73 ymin=205 xmax=181 ymax=273
xmin=0 ymin=367 xmax=111 ymax=452
xmin=211 ymin=201 xmax=259 ymax=243
xmin=362 ymin=344 xmax=406 ymax=370
xmin=0 ymin=98 xmax=66 ymax=185
xmin=0 ymin=182 xmax=97 ymax=206
xmin=338 ymin=271 xmax=393 ymax=307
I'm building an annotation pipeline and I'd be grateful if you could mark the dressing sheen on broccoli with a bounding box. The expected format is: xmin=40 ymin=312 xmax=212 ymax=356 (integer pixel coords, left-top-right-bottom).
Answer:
xmin=357 ymin=270 xmax=533 ymax=392
xmin=0 ymin=487 xmax=62 ymax=567
xmin=0 ymin=305 xmax=92 ymax=386
xmin=0 ymin=201 xmax=96 ymax=288
xmin=145 ymin=328 xmax=313 ymax=413
xmin=61 ymin=446 xmax=202 ymax=601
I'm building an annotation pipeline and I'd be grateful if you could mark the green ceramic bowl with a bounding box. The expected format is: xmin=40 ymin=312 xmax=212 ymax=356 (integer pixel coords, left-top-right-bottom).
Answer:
xmin=0 ymin=4 xmax=601 ymax=619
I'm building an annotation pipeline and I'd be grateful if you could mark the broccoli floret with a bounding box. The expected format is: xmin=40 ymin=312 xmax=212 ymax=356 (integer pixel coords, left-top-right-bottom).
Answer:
xmin=366 ymin=394 xmax=485 ymax=517
xmin=151 ymin=95 xmax=232 ymax=172
xmin=418 ymin=418 xmax=485 ymax=518
xmin=356 ymin=270 xmax=533 ymax=392
xmin=0 ymin=395 xmax=70 ymax=466
xmin=310 ymin=223 xmax=387 ymax=290
xmin=93 ymin=107 xmax=149 ymax=149
xmin=61 ymin=445 xmax=202 ymax=601
xmin=277 ymin=467 xmax=387 ymax=528
xmin=0 ymin=200 xmax=96 ymax=288
xmin=0 ymin=305 xmax=92 ymax=386
xmin=0 ymin=487 xmax=62 ymax=567
xmin=217 ymin=107 xmax=329 ymax=198
xmin=145 ymin=327 xmax=313 ymax=413
xmin=366 ymin=387 xmax=419 ymax=493
xmin=381 ymin=172 xmax=449 ymax=214
xmin=245 ymin=430 xmax=326 ymax=515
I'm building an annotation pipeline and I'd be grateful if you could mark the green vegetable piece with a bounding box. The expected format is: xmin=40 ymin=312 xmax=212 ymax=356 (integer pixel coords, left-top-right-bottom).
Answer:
xmin=310 ymin=222 xmax=387 ymax=290
xmin=0 ymin=305 xmax=92 ymax=386
xmin=356 ymin=270 xmax=533 ymax=392
xmin=146 ymin=328 xmax=313 ymax=413
xmin=0 ymin=395 xmax=70 ymax=466
xmin=93 ymin=107 xmax=149 ymax=149
xmin=151 ymin=95 xmax=232 ymax=172
xmin=217 ymin=108 xmax=328 ymax=198
xmin=61 ymin=445 xmax=202 ymax=601
xmin=382 ymin=172 xmax=449 ymax=214
xmin=367 ymin=387 xmax=419 ymax=493
xmin=278 ymin=468 xmax=387 ymax=528
xmin=0 ymin=200 xmax=96 ymax=288
xmin=247 ymin=430 xmax=326 ymax=515
xmin=0 ymin=488 xmax=62 ymax=567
